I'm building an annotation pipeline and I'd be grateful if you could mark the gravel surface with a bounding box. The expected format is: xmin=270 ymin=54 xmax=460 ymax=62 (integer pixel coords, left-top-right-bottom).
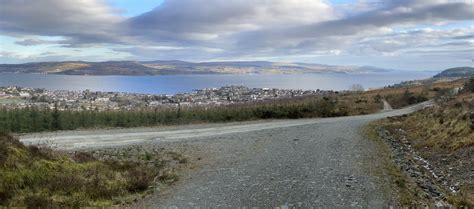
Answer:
xmin=20 ymin=101 xmax=432 ymax=207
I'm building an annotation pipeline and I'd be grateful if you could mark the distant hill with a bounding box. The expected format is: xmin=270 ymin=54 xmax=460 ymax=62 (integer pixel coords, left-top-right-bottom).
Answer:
xmin=433 ymin=67 xmax=474 ymax=78
xmin=0 ymin=60 xmax=393 ymax=76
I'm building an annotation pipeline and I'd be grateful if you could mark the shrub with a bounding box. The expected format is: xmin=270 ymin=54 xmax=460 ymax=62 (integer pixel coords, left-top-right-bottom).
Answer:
xmin=0 ymin=131 xmax=25 ymax=165
xmin=126 ymin=167 xmax=156 ymax=192
xmin=462 ymin=77 xmax=474 ymax=93
xmin=384 ymin=90 xmax=429 ymax=109
xmin=24 ymin=195 xmax=55 ymax=209
xmin=0 ymin=133 xmax=179 ymax=207
xmin=72 ymin=151 xmax=97 ymax=163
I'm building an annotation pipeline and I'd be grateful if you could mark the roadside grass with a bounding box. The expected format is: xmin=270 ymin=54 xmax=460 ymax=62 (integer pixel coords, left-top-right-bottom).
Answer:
xmin=369 ymin=117 xmax=474 ymax=207
xmin=365 ymin=79 xmax=474 ymax=207
xmin=364 ymin=78 xmax=468 ymax=109
xmin=364 ymin=123 xmax=424 ymax=206
xmin=380 ymin=96 xmax=474 ymax=207
xmin=447 ymin=186 xmax=474 ymax=208
xmin=0 ymin=132 xmax=185 ymax=207
xmin=364 ymin=78 xmax=468 ymax=99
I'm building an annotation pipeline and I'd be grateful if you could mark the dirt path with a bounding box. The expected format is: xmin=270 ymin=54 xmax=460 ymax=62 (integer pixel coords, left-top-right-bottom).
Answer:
xmin=382 ymin=99 xmax=393 ymax=111
xmin=19 ymin=101 xmax=432 ymax=207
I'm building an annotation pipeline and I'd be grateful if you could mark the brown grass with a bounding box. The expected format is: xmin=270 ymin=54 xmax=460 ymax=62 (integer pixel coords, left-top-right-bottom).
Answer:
xmin=362 ymin=78 xmax=468 ymax=109
xmin=372 ymin=81 xmax=474 ymax=207
xmin=0 ymin=132 xmax=185 ymax=207
xmin=364 ymin=78 xmax=468 ymax=98
xmin=364 ymin=123 xmax=426 ymax=206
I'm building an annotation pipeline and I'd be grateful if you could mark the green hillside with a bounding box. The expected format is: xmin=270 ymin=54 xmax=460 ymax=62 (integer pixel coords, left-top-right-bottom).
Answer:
xmin=434 ymin=67 xmax=474 ymax=78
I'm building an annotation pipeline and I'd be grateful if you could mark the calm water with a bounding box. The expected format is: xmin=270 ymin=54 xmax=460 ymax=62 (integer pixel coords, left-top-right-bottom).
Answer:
xmin=0 ymin=72 xmax=435 ymax=94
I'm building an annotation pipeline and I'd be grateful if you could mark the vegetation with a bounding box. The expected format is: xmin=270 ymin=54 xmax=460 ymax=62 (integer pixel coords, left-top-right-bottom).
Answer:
xmin=0 ymin=79 xmax=467 ymax=134
xmin=0 ymin=132 xmax=184 ymax=207
xmin=364 ymin=123 xmax=426 ymax=206
xmin=0 ymin=93 xmax=382 ymax=133
xmin=371 ymin=78 xmax=474 ymax=207
xmin=365 ymin=78 xmax=468 ymax=109
xmin=463 ymin=77 xmax=474 ymax=93
xmin=383 ymin=89 xmax=429 ymax=109
xmin=384 ymin=85 xmax=473 ymax=152
xmin=433 ymin=67 xmax=474 ymax=78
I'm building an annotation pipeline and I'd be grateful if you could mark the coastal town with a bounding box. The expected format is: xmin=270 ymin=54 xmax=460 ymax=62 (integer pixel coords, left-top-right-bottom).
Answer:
xmin=0 ymin=86 xmax=334 ymax=111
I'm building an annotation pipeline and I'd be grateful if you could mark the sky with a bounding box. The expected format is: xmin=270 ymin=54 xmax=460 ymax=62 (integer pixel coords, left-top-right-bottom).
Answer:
xmin=0 ymin=0 xmax=473 ymax=70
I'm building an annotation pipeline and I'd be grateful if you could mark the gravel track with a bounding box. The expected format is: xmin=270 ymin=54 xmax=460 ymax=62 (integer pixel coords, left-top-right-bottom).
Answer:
xmin=19 ymin=101 xmax=432 ymax=207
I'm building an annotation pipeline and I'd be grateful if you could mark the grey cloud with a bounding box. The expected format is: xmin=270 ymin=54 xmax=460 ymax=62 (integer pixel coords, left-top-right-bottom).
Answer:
xmin=113 ymin=46 xmax=221 ymax=61
xmin=453 ymin=34 xmax=474 ymax=39
xmin=405 ymin=48 xmax=473 ymax=60
xmin=0 ymin=51 xmax=18 ymax=57
xmin=205 ymin=0 xmax=473 ymax=66
xmin=438 ymin=41 xmax=474 ymax=47
xmin=0 ymin=0 xmax=123 ymax=46
xmin=39 ymin=52 xmax=56 ymax=56
xmin=126 ymin=0 xmax=334 ymax=44
xmin=237 ymin=1 xmax=473 ymax=45
xmin=15 ymin=38 xmax=57 ymax=46
xmin=0 ymin=0 xmax=473 ymax=68
xmin=351 ymin=26 xmax=474 ymax=56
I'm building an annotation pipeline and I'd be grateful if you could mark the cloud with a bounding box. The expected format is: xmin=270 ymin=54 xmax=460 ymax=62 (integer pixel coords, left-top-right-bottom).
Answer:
xmin=14 ymin=38 xmax=58 ymax=46
xmin=235 ymin=1 xmax=473 ymax=46
xmin=0 ymin=0 xmax=473 ymax=69
xmin=0 ymin=51 xmax=18 ymax=58
xmin=123 ymin=0 xmax=335 ymax=49
xmin=0 ymin=0 xmax=123 ymax=45
xmin=353 ymin=26 xmax=474 ymax=53
xmin=129 ymin=0 xmax=333 ymax=35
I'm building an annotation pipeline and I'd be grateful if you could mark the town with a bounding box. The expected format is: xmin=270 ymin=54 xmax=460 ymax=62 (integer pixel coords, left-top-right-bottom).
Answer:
xmin=0 ymin=86 xmax=335 ymax=111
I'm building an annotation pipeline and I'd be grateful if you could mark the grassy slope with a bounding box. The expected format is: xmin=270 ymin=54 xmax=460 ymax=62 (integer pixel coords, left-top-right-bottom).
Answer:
xmin=0 ymin=133 xmax=186 ymax=207
xmin=364 ymin=123 xmax=430 ymax=206
xmin=371 ymin=78 xmax=474 ymax=206
xmin=364 ymin=78 xmax=468 ymax=109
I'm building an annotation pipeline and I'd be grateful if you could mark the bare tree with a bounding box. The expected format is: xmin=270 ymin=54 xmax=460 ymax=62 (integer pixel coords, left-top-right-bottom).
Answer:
xmin=350 ymin=84 xmax=364 ymax=92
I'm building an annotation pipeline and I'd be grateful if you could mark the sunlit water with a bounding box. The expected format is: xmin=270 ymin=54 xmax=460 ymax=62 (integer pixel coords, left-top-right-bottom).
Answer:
xmin=0 ymin=72 xmax=435 ymax=94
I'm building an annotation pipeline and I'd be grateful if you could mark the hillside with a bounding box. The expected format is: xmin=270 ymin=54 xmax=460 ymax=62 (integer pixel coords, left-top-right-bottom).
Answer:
xmin=0 ymin=132 xmax=186 ymax=207
xmin=0 ymin=61 xmax=391 ymax=76
xmin=374 ymin=78 xmax=474 ymax=206
xmin=434 ymin=67 xmax=474 ymax=78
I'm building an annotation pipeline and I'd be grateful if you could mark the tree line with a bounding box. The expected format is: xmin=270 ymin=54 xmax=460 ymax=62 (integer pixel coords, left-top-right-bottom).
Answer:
xmin=0 ymin=96 xmax=354 ymax=133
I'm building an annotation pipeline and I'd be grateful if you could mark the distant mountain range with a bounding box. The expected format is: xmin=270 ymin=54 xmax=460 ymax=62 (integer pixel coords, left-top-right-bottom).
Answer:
xmin=0 ymin=60 xmax=393 ymax=76
xmin=433 ymin=67 xmax=474 ymax=78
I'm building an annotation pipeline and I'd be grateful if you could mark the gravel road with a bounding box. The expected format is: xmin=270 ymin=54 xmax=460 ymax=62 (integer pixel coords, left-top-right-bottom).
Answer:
xmin=20 ymin=101 xmax=432 ymax=207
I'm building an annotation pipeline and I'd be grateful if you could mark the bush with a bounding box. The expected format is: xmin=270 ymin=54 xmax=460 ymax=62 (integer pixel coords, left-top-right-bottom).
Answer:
xmin=384 ymin=90 xmax=429 ymax=109
xmin=462 ymin=77 xmax=474 ymax=93
xmin=0 ymin=133 xmax=175 ymax=207
xmin=126 ymin=167 xmax=156 ymax=192
xmin=24 ymin=195 xmax=55 ymax=209
xmin=0 ymin=131 xmax=25 ymax=165
xmin=72 ymin=151 xmax=97 ymax=163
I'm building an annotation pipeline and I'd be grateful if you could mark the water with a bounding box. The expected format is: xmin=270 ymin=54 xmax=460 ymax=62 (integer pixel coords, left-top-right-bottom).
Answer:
xmin=0 ymin=72 xmax=434 ymax=95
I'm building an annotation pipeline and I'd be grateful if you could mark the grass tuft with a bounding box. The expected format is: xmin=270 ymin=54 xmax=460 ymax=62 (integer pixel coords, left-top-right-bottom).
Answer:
xmin=0 ymin=132 xmax=185 ymax=207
